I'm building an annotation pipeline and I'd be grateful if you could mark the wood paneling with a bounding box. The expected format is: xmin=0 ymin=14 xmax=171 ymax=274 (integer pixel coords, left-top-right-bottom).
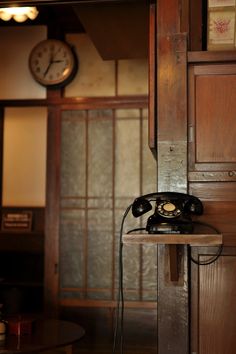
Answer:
xmin=188 ymin=50 xmax=236 ymax=63
xmin=189 ymin=0 xmax=203 ymax=50
xmin=189 ymin=182 xmax=236 ymax=245
xmin=157 ymin=0 xmax=189 ymax=353
xmin=44 ymin=107 xmax=61 ymax=316
xmin=188 ymin=58 xmax=236 ymax=353
xmin=191 ymin=248 xmax=236 ymax=354
xmin=188 ymin=63 xmax=236 ymax=174
xmin=148 ymin=3 xmax=156 ymax=155
xmin=196 ymin=76 xmax=236 ymax=163
xmin=73 ymin=2 xmax=149 ymax=60
xmin=189 ymin=182 xmax=236 ymax=201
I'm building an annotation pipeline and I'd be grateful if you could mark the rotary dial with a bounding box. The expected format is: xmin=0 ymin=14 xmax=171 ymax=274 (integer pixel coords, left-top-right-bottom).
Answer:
xmin=157 ymin=201 xmax=181 ymax=218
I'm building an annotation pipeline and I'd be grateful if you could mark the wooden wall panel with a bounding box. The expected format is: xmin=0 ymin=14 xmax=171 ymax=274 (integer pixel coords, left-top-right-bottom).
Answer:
xmin=196 ymin=75 xmax=236 ymax=163
xmin=191 ymin=249 xmax=236 ymax=354
xmin=188 ymin=63 xmax=236 ymax=174
xmin=189 ymin=182 xmax=236 ymax=246
xmin=157 ymin=1 xmax=189 ymax=353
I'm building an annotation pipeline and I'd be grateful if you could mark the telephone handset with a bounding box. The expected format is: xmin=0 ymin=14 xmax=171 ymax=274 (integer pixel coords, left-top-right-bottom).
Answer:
xmin=132 ymin=192 xmax=203 ymax=234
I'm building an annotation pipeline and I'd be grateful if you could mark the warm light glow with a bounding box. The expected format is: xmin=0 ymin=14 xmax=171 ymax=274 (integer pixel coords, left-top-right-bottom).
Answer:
xmin=0 ymin=7 xmax=38 ymax=23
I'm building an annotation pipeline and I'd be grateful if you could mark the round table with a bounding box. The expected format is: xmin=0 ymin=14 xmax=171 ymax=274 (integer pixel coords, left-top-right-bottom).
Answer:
xmin=0 ymin=319 xmax=85 ymax=353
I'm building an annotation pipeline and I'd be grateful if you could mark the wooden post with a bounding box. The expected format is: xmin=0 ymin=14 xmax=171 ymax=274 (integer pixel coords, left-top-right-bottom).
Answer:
xmin=156 ymin=0 xmax=189 ymax=353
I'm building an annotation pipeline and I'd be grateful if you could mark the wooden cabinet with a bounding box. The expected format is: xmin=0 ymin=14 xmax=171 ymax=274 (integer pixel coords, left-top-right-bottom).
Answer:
xmin=188 ymin=59 xmax=236 ymax=182
xmin=188 ymin=54 xmax=236 ymax=246
xmin=188 ymin=53 xmax=236 ymax=354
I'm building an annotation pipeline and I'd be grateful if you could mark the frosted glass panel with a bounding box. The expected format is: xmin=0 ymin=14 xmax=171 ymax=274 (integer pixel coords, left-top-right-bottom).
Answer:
xmin=115 ymin=113 xmax=140 ymax=197
xmin=60 ymin=209 xmax=85 ymax=288
xmin=118 ymin=59 xmax=148 ymax=95
xmin=0 ymin=26 xmax=47 ymax=99
xmin=65 ymin=34 xmax=115 ymax=97
xmin=61 ymin=111 xmax=86 ymax=197
xmin=2 ymin=107 xmax=47 ymax=207
xmin=88 ymin=111 xmax=113 ymax=197
xmin=60 ymin=108 xmax=157 ymax=302
xmin=87 ymin=209 xmax=113 ymax=288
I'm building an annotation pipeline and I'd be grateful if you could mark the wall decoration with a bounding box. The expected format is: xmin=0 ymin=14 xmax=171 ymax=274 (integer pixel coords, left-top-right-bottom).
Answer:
xmin=209 ymin=0 xmax=235 ymax=8
xmin=208 ymin=0 xmax=236 ymax=50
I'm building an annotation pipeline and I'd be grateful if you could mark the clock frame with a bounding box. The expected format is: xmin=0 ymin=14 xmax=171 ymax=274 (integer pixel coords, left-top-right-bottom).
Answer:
xmin=29 ymin=39 xmax=78 ymax=88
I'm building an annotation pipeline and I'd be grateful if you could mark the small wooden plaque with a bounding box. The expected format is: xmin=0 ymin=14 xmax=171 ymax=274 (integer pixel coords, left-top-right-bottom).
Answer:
xmin=1 ymin=211 xmax=32 ymax=232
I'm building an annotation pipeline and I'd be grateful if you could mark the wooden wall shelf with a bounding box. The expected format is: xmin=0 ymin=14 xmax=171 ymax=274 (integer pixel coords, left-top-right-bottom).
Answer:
xmin=123 ymin=233 xmax=223 ymax=246
xmin=123 ymin=233 xmax=223 ymax=282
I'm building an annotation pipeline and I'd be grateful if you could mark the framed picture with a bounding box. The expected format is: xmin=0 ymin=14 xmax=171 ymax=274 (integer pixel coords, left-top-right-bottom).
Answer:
xmin=208 ymin=9 xmax=236 ymax=49
xmin=209 ymin=0 xmax=236 ymax=7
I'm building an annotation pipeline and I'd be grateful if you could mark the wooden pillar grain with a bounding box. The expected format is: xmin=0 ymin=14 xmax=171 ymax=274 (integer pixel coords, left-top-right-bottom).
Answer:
xmin=44 ymin=105 xmax=61 ymax=316
xmin=156 ymin=1 xmax=189 ymax=353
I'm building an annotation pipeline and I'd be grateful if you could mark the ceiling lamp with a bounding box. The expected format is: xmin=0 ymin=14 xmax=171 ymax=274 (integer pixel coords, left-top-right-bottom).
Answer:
xmin=0 ymin=6 xmax=39 ymax=23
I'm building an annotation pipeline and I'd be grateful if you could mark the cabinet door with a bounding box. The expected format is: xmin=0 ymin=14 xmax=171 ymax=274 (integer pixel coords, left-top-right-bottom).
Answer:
xmin=188 ymin=63 xmax=236 ymax=182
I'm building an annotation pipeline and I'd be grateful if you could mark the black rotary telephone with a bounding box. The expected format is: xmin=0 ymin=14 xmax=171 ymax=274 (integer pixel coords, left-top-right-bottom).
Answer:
xmin=132 ymin=192 xmax=203 ymax=234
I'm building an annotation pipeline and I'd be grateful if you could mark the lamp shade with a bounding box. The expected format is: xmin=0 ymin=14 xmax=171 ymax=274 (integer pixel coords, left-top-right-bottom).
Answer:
xmin=0 ymin=7 xmax=38 ymax=23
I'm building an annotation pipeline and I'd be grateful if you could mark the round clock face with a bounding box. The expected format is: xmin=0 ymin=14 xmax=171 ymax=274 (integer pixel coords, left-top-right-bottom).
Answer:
xmin=29 ymin=39 xmax=77 ymax=87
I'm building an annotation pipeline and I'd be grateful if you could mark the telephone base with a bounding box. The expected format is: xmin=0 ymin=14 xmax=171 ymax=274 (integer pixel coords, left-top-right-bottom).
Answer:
xmin=147 ymin=222 xmax=193 ymax=234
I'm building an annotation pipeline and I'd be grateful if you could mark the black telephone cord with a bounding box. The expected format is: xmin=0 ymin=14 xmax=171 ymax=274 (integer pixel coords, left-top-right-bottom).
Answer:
xmin=126 ymin=222 xmax=223 ymax=266
xmin=112 ymin=204 xmax=132 ymax=354
xmin=112 ymin=216 xmax=222 ymax=354
xmin=190 ymin=221 xmax=223 ymax=266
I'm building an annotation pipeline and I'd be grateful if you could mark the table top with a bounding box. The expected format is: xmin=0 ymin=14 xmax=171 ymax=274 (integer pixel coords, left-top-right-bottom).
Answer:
xmin=0 ymin=319 xmax=85 ymax=354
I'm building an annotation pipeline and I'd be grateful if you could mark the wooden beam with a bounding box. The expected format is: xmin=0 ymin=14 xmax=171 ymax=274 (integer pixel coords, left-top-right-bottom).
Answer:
xmin=44 ymin=106 xmax=61 ymax=316
xmin=0 ymin=0 xmax=128 ymax=5
xmin=148 ymin=3 xmax=157 ymax=155
xmin=156 ymin=0 xmax=189 ymax=353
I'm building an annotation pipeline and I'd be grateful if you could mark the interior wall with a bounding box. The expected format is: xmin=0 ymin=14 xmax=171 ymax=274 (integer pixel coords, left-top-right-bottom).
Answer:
xmin=0 ymin=26 xmax=148 ymax=208
xmin=2 ymin=107 xmax=47 ymax=207
xmin=0 ymin=26 xmax=46 ymax=99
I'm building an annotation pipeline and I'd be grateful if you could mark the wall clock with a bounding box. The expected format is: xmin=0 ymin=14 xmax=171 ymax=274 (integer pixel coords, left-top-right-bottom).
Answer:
xmin=29 ymin=39 xmax=78 ymax=88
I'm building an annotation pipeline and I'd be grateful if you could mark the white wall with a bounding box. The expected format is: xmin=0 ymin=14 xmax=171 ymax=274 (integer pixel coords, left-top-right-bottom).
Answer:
xmin=2 ymin=107 xmax=47 ymax=207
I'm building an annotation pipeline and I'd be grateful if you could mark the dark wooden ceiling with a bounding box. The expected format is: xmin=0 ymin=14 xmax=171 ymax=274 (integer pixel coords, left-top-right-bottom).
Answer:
xmin=0 ymin=1 xmax=149 ymax=60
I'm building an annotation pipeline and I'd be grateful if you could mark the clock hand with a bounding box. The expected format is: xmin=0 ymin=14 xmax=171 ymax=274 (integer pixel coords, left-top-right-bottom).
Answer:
xmin=51 ymin=59 xmax=64 ymax=63
xmin=43 ymin=62 xmax=52 ymax=77
xmin=43 ymin=59 xmax=64 ymax=77
xmin=43 ymin=52 xmax=54 ymax=77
